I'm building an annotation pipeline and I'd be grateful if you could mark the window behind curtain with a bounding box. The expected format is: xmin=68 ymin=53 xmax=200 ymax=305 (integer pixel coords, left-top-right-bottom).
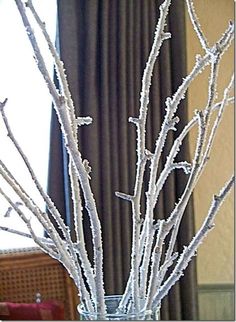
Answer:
xmin=0 ymin=0 xmax=57 ymax=249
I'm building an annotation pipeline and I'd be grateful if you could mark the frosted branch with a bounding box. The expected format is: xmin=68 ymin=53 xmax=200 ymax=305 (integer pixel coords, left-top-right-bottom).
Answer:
xmin=126 ymin=0 xmax=172 ymax=310
xmin=24 ymin=1 xmax=97 ymax=305
xmin=0 ymin=225 xmax=54 ymax=245
xmin=0 ymin=100 xmax=74 ymax=243
xmin=26 ymin=0 xmax=77 ymax=138
xmin=186 ymin=0 xmax=209 ymax=51
xmin=160 ymin=24 xmax=233 ymax=267
xmin=138 ymin=24 xmax=234 ymax=291
xmin=15 ymin=0 xmax=105 ymax=313
xmin=77 ymin=116 xmax=93 ymax=126
xmin=200 ymin=75 xmax=234 ymax=170
xmin=0 ymin=188 xmax=59 ymax=259
xmin=1 ymin=98 xmax=97 ymax=306
xmin=0 ymin=0 xmax=233 ymax=316
xmin=0 ymin=162 xmax=94 ymax=311
xmin=152 ymin=176 xmax=234 ymax=310
xmin=115 ymin=192 xmax=134 ymax=202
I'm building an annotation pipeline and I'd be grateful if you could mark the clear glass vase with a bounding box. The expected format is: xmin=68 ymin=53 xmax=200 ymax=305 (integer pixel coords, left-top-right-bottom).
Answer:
xmin=78 ymin=295 xmax=159 ymax=320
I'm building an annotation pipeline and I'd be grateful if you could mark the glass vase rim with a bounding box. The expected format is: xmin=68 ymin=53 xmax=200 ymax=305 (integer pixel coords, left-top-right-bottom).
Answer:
xmin=77 ymin=294 xmax=149 ymax=319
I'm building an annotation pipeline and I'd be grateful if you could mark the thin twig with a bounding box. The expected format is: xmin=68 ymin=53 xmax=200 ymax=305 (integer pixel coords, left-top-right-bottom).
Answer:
xmin=152 ymin=175 xmax=234 ymax=310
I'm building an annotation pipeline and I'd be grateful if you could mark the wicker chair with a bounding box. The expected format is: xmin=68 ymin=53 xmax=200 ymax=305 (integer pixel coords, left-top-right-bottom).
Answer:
xmin=0 ymin=247 xmax=79 ymax=320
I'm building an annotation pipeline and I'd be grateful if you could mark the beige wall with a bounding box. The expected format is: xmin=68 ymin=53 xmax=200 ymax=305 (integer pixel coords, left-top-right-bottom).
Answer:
xmin=185 ymin=0 xmax=234 ymax=284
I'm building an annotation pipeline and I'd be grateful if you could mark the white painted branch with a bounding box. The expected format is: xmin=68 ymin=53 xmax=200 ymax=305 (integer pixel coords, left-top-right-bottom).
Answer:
xmin=203 ymin=57 xmax=220 ymax=127
xmin=133 ymin=0 xmax=172 ymax=300
xmin=0 ymin=160 xmax=72 ymax=259
xmin=69 ymin=161 xmax=85 ymax=245
xmin=0 ymin=165 xmax=94 ymax=311
xmin=1 ymin=0 xmax=232 ymax=315
xmin=15 ymin=0 xmax=105 ymax=313
xmin=24 ymin=0 xmax=96 ymax=302
xmin=217 ymin=21 xmax=234 ymax=52
xmin=200 ymin=75 xmax=234 ymax=171
xmin=24 ymin=3 xmax=96 ymax=304
xmin=117 ymin=277 xmax=132 ymax=313
xmin=147 ymin=251 xmax=179 ymax=312
xmin=138 ymin=27 xmax=231 ymax=295
xmin=112 ymin=15 xmax=232 ymax=311
xmin=0 ymin=190 xmax=59 ymax=259
xmin=148 ymin=110 xmax=204 ymax=298
xmin=0 ymin=101 xmax=74 ymax=244
xmin=0 ymin=159 xmax=72 ymax=268
xmin=121 ymin=0 xmax=172 ymax=311
xmin=56 ymin=97 xmax=105 ymax=313
xmin=25 ymin=3 xmax=89 ymax=272
xmin=14 ymin=0 xmax=60 ymax=106
xmin=149 ymin=95 xmax=234 ymax=222
xmin=0 ymin=225 xmax=54 ymax=246
xmin=165 ymin=114 xmax=205 ymax=259
xmin=0 ymin=223 xmax=96 ymax=295
xmin=115 ymin=192 xmax=134 ymax=202
xmin=0 ymin=99 xmax=96 ymax=307
xmin=138 ymin=53 xmax=210 ymax=303
xmin=145 ymin=220 xmax=165 ymax=310
xmin=162 ymin=78 xmax=234 ymax=287
xmin=143 ymin=105 xmax=218 ymax=293
xmin=26 ymin=0 xmax=78 ymax=139
xmin=68 ymin=161 xmax=97 ymax=306
xmin=164 ymin=24 xmax=233 ymax=253
xmin=144 ymin=88 xmax=234 ymax=294
xmin=158 ymin=252 xmax=179 ymax=277
xmin=169 ymin=20 xmax=233 ymax=120
xmin=77 ymin=116 xmax=93 ymax=127
xmin=139 ymin=222 xmax=156 ymax=300
xmin=0 ymin=195 xmax=94 ymax=313
xmin=186 ymin=0 xmax=209 ymax=51
xmin=154 ymin=32 xmax=233 ymax=292
xmin=156 ymin=94 xmax=234 ymax=200
xmin=152 ymin=175 xmax=234 ymax=310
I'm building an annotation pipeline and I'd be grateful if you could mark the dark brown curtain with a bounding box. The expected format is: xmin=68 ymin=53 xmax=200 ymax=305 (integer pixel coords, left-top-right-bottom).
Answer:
xmin=48 ymin=0 xmax=198 ymax=320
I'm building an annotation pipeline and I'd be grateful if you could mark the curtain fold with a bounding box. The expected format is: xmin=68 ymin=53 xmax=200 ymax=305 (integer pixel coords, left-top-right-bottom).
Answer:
xmin=48 ymin=0 xmax=198 ymax=319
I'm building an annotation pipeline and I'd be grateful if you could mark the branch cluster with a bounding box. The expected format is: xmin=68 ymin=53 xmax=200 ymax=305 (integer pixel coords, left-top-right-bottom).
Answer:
xmin=0 ymin=0 xmax=234 ymax=318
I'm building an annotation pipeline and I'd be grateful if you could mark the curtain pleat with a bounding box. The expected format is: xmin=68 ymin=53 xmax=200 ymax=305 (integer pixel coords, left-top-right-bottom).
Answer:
xmin=48 ymin=0 xmax=198 ymax=319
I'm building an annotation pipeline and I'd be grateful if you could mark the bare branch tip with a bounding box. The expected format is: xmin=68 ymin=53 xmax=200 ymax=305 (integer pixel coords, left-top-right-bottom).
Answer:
xmin=77 ymin=116 xmax=93 ymax=126
xmin=145 ymin=149 xmax=154 ymax=160
xmin=167 ymin=116 xmax=180 ymax=131
xmin=0 ymin=98 xmax=8 ymax=111
xmin=83 ymin=159 xmax=92 ymax=177
xmin=173 ymin=161 xmax=192 ymax=174
xmin=128 ymin=117 xmax=140 ymax=125
xmin=115 ymin=192 xmax=133 ymax=202
xmin=161 ymin=32 xmax=171 ymax=40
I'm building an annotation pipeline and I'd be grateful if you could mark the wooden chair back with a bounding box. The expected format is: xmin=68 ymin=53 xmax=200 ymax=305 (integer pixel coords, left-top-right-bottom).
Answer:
xmin=0 ymin=247 xmax=79 ymax=320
